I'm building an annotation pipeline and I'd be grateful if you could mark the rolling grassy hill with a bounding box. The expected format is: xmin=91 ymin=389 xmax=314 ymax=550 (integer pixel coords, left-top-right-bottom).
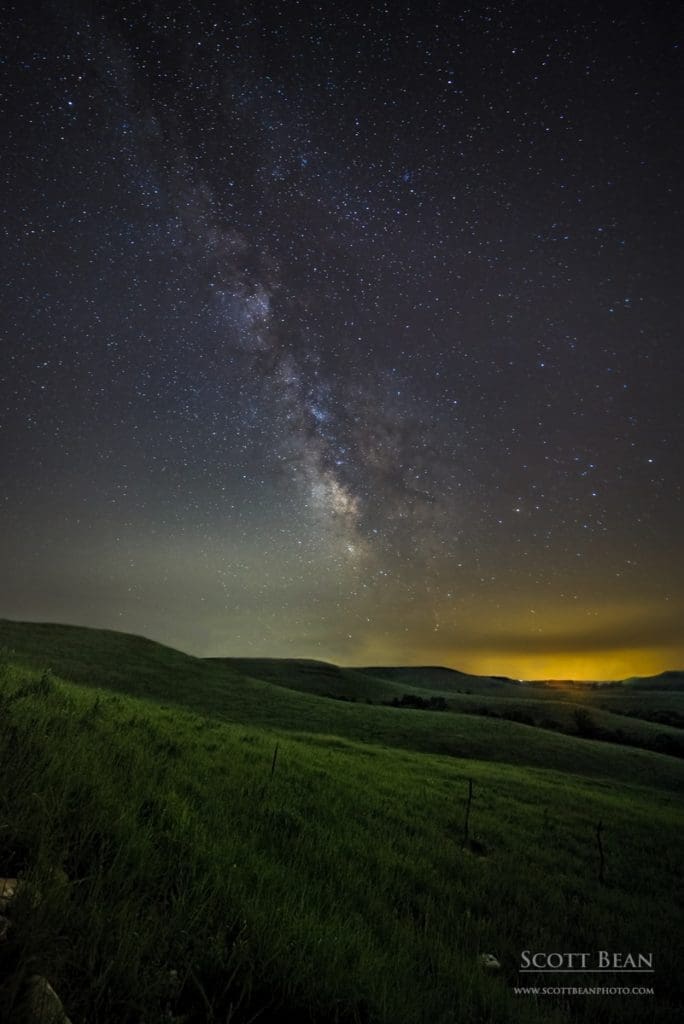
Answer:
xmin=620 ymin=671 xmax=684 ymax=690
xmin=0 ymin=619 xmax=682 ymax=1024
xmin=361 ymin=664 xmax=532 ymax=697
xmin=0 ymin=619 xmax=681 ymax=785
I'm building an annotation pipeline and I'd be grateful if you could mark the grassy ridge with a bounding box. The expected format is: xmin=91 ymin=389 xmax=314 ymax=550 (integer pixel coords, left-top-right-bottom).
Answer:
xmin=0 ymin=621 xmax=682 ymax=1023
xmin=0 ymin=620 xmax=681 ymax=789
xmin=221 ymin=657 xmax=684 ymax=760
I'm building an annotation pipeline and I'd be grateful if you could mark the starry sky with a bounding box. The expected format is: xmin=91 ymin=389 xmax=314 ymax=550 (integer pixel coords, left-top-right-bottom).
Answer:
xmin=1 ymin=1 xmax=683 ymax=680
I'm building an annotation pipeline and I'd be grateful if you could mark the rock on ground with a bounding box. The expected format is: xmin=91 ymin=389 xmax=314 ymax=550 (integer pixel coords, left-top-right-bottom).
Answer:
xmin=23 ymin=975 xmax=72 ymax=1024
xmin=0 ymin=877 xmax=19 ymax=912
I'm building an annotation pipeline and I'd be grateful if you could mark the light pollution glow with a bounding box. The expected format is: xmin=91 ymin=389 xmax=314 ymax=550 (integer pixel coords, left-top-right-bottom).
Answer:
xmin=2 ymin=528 xmax=679 ymax=683
xmin=398 ymin=648 xmax=682 ymax=684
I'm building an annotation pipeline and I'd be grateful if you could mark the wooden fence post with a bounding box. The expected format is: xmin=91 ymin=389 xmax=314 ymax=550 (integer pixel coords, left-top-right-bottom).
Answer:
xmin=463 ymin=778 xmax=473 ymax=846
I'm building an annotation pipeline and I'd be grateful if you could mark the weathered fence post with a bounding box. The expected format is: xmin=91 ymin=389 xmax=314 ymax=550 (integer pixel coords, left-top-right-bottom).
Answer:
xmin=463 ymin=778 xmax=473 ymax=846
xmin=596 ymin=820 xmax=606 ymax=884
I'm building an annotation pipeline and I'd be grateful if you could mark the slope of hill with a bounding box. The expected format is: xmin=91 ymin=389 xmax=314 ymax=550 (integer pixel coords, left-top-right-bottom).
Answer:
xmin=0 ymin=619 xmax=682 ymax=1024
xmin=620 ymin=670 xmax=684 ymax=690
xmin=1 ymin=620 xmax=682 ymax=788
xmin=213 ymin=656 xmax=409 ymax=702
xmin=216 ymin=656 xmax=684 ymax=761
xmin=362 ymin=664 xmax=530 ymax=697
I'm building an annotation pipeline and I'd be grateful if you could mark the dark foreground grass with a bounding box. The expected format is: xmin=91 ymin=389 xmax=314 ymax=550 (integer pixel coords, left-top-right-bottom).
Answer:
xmin=0 ymin=647 xmax=682 ymax=1024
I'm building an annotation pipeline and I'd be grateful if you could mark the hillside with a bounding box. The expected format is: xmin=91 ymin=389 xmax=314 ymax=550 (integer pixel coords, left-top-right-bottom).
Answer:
xmin=620 ymin=670 xmax=684 ymax=690
xmin=1 ymin=620 xmax=682 ymax=786
xmin=0 ymin=620 xmax=682 ymax=1023
xmin=362 ymin=664 xmax=530 ymax=697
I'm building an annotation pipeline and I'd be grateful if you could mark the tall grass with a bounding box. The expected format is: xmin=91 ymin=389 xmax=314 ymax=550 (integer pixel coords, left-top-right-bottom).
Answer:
xmin=0 ymin=620 xmax=681 ymax=791
xmin=0 ymin=633 xmax=682 ymax=1023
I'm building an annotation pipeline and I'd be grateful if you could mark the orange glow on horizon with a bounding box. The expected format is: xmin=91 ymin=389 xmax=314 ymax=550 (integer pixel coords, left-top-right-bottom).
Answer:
xmin=442 ymin=647 xmax=681 ymax=682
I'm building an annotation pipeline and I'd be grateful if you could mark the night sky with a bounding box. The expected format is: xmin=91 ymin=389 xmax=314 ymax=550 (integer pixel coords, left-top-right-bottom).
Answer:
xmin=2 ymin=1 xmax=683 ymax=680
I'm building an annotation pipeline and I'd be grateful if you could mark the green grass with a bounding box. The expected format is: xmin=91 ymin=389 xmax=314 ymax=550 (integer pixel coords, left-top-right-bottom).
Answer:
xmin=0 ymin=620 xmax=681 ymax=787
xmin=0 ymin=619 xmax=682 ymax=1023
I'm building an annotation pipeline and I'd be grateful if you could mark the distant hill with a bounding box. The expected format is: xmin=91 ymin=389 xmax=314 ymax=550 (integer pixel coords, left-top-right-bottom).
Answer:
xmin=619 ymin=670 xmax=684 ymax=691
xmin=362 ymin=665 xmax=527 ymax=697
xmin=213 ymin=657 xmax=527 ymax=701
xmin=1 ymin=617 xmax=683 ymax=781
xmin=210 ymin=656 xmax=407 ymax=702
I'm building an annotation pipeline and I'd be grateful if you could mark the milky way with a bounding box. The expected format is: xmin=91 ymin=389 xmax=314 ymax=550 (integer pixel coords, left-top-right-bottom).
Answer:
xmin=1 ymin=1 xmax=683 ymax=678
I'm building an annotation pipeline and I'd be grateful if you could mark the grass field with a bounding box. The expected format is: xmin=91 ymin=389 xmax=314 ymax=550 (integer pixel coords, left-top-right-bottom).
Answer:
xmin=0 ymin=619 xmax=682 ymax=1023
